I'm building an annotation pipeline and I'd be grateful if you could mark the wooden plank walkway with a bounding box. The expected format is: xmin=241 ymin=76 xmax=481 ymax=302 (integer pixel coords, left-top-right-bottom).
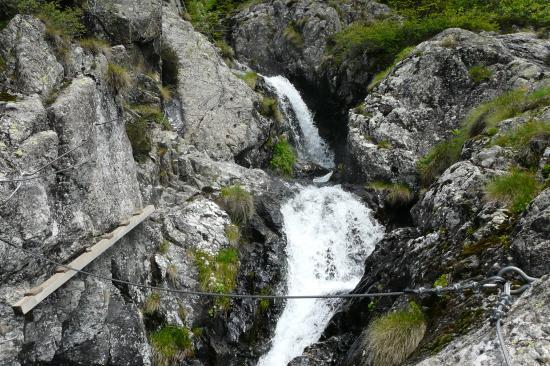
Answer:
xmin=12 ymin=205 xmax=155 ymax=315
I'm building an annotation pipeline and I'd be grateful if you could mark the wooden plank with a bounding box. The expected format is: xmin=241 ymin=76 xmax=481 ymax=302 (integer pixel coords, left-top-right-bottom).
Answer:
xmin=12 ymin=205 xmax=155 ymax=315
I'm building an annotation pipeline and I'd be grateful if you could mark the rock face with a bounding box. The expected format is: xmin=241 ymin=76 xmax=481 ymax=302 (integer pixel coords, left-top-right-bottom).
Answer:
xmin=347 ymin=28 xmax=550 ymax=186
xmin=231 ymin=0 xmax=391 ymax=106
xmin=163 ymin=8 xmax=273 ymax=165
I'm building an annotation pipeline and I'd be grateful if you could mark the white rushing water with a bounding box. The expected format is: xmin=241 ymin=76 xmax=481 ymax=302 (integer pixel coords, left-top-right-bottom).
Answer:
xmin=264 ymin=75 xmax=335 ymax=169
xmin=258 ymin=185 xmax=383 ymax=366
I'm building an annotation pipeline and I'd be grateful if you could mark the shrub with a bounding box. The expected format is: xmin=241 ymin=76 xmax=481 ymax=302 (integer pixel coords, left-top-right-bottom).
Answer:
xmin=215 ymin=40 xmax=235 ymax=60
xmin=270 ymin=138 xmax=296 ymax=176
xmin=106 ymin=63 xmax=130 ymax=93
xmin=79 ymin=38 xmax=110 ymax=56
xmin=194 ymin=248 xmax=239 ymax=312
xmin=364 ymin=301 xmax=427 ymax=366
xmin=494 ymin=120 xmax=550 ymax=148
xmin=368 ymin=47 xmax=414 ymax=90
xmin=239 ymin=71 xmax=258 ymax=89
xmin=485 ymin=169 xmax=541 ymax=213
xmin=369 ymin=181 xmax=413 ymax=206
xmin=468 ymin=65 xmax=493 ymax=83
xmin=15 ymin=0 xmax=85 ymax=37
xmin=143 ymin=292 xmax=161 ymax=315
xmin=417 ymin=135 xmax=465 ymax=186
xmin=258 ymin=97 xmax=282 ymax=123
xmin=150 ymin=325 xmax=192 ymax=366
xmin=225 ymin=224 xmax=241 ymax=245
xmin=220 ymin=185 xmax=254 ymax=224
xmin=283 ymin=21 xmax=304 ymax=48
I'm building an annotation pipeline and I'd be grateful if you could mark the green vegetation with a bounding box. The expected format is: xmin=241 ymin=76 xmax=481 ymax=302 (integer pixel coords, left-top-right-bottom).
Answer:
xmin=158 ymin=85 xmax=172 ymax=102
xmin=150 ymin=325 xmax=192 ymax=366
xmin=126 ymin=113 xmax=152 ymax=163
xmin=377 ymin=140 xmax=393 ymax=149
xmin=327 ymin=0 xmax=549 ymax=72
xmin=485 ymin=169 xmax=541 ymax=213
xmin=0 ymin=91 xmax=17 ymax=102
xmin=225 ymin=224 xmax=241 ymax=245
xmin=215 ymin=40 xmax=235 ymax=60
xmin=364 ymin=301 xmax=427 ymax=366
xmin=368 ymin=181 xmax=414 ymax=206
xmin=417 ymin=135 xmax=465 ymax=186
xmin=270 ymin=138 xmax=296 ymax=176
xmin=79 ymin=38 xmax=110 ymax=56
xmin=238 ymin=71 xmax=258 ymax=89
xmin=258 ymin=287 xmax=271 ymax=312
xmin=194 ymin=248 xmax=239 ymax=312
xmin=433 ymin=273 xmax=448 ymax=288
xmin=131 ymin=104 xmax=172 ymax=131
xmin=468 ymin=65 xmax=492 ymax=83
xmin=166 ymin=264 xmax=178 ymax=285
xmin=283 ymin=21 xmax=304 ymax=48
xmin=258 ymin=97 xmax=283 ymax=123
xmin=368 ymin=47 xmax=414 ymax=90
xmin=220 ymin=185 xmax=254 ymax=224
xmin=106 ymin=63 xmax=130 ymax=94
xmin=159 ymin=240 xmax=170 ymax=254
xmin=143 ymin=292 xmax=161 ymax=315
xmin=494 ymin=120 xmax=550 ymax=149
xmin=543 ymin=164 xmax=550 ymax=179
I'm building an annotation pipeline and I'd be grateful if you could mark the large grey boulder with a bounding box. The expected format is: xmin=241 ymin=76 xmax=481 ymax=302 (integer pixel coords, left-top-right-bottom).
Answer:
xmin=347 ymin=28 xmax=550 ymax=186
xmin=162 ymin=8 xmax=272 ymax=163
xmin=416 ymin=276 xmax=550 ymax=366
xmin=0 ymin=15 xmax=64 ymax=97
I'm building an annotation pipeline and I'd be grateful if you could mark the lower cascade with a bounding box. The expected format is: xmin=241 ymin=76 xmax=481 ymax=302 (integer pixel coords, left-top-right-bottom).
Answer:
xmin=258 ymin=185 xmax=384 ymax=366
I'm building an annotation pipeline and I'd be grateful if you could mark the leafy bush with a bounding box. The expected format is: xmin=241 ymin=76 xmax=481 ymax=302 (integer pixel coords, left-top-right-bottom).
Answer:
xmin=238 ymin=71 xmax=258 ymax=89
xmin=417 ymin=135 xmax=465 ymax=186
xmin=485 ymin=169 xmax=541 ymax=213
xmin=194 ymin=248 xmax=239 ymax=312
xmin=468 ymin=65 xmax=492 ymax=83
xmin=220 ymin=185 xmax=254 ymax=224
xmin=494 ymin=120 xmax=550 ymax=149
xmin=79 ymin=38 xmax=110 ymax=56
xmin=150 ymin=325 xmax=192 ymax=366
xmin=270 ymin=138 xmax=296 ymax=176
xmin=369 ymin=181 xmax=414 ymax=206
xmin=364 ymin=301 xmax=427 ymax=366
xmin=106 ymin=63 xmax=130 ymax=93
xmin=368 ymin=46 xmax=414 ymax=90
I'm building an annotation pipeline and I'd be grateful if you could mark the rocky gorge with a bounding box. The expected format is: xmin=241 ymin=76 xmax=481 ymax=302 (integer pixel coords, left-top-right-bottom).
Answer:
xmin=0 ymin=0 xmax=549 ymax=366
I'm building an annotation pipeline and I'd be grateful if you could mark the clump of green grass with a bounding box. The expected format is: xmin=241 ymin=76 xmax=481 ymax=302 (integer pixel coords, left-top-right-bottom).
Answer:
xmin=159 ymin=240 xmax=170 ymax=254
xmin=143 ymin=292 xmax=161 ymax=315
xmin=106 ymin=63 xmax=130 ymax=93
xmin=542 ymin=164 xmax=550 ymax=180
xmin=485 ymin=169 xmax=541 ymax=213
xmin=258 ymin=97 xmax=283 ymax=123
xmin=126 ymin=113 xmax=152 ymax=163
xmin=220 ymin=185 xmax=254 ymax=224
xmin=378 ymin=140 xmax=393 ymax=149
xmin=468 ymin=65 xmax=493 ymax=83
xmin=215 ymin=40 xmax=235 ymax=60
xmin=494 ymin=120 xmax=550 ymax=149
xmin=159 ymin=85 xmax=172 ymax=102
xmin=79 ymin=38 xmax=110 ymax=56
xmin=166 ymin=264 xmax=178 ymax=285
xmin=368 ymin=181 xmax=413 ymax=206
xmin=225 ymin=224 xmax=241 ymax=245
xmin=364 ymin=301 xmax=427 ymax=366
xmin=283 ymin=21 xmax=304 ymax=48
xmin=12 ymin=0 xmax=85 ymax=37
xmin=239 ymin=71 xmax=258 ymax=90
xmin=417 ymin=135 xmax=465 ymax=186
xmin=150 ymin=325 xmax=192 ymax=366
xmin=368 ymin=47 xmax=414 ymax=90
xmin=439 ymin=34 xmax=458 ymax=48
xmin=194 ymin=248 xmax=239 ymax=312
xmin=433 ymin=273 xmax=449 ymax=288
xmin=131 ymin=104 xmax=171 ymax=131
xmin=270 ymin=138 xmax=296 ymax=176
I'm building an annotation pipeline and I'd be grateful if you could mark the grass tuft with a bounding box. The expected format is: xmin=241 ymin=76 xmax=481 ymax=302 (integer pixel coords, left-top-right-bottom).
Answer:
xmin=239 ymin=71 xmax=258 ymax=90
xmin=494 ymin=120 xmax=550 ymax=149
xmin=283 ymin=21 xmax=304 ymax=48
xmin=79 ymin=38 xmax=110 ymax=56
xmin=364 ymin=301 xmax=427 ymax=366
xmin=150 ymin=325 xmax=192 ymax=366
xmin=225 ymin=224 xmax=241 ymax=245
xmin=270 ymin=138 xmax=296 ymax=176
xmin=131 ymin=104 xmax=171 ymax=131
xmin=106 ymin=63 xmax=130 ymax=93
xmin=468 ymin=65 xmax=492 ymax=83
xmin=368 ymin=47 xmax=414 ymax=90
xmin=166 ymin=264 xmax=178 ymax=285
xmin=417 ymin=136 xmax=465 ymax=186
xmin=485 ymin=169 xmax=541 ymax=213
xmin=258 ymin=97 xmax=283 ymax=123
xmin=368 ymin=181 xmax=413 ymax=206
xmin=220 ymin=185 xmax=254 ymax=224
xmin=159 ymin=240 xmax=170 ymax=254
xmin=215 ymin=40 xmax=235 ymax=60
xmin=143 ymin=292 xmax=161 ymax=315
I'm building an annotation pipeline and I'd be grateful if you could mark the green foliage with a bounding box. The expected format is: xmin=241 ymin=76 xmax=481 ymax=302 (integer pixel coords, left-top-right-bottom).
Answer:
xmin=378 ymin=140 xmax=393 ymax=149
xmin=158 ymin=85 xmax=172 ymax=102
xmin=215 ymin=40 xmax=235 ymax=60
xmin=143 ymin=292 xmax=161 ymax=315
xmin=542 ymin=164 xmax=550 ymax=179
xmin=258 ymin=97 xmax=283 ymax=123
xmin=417 ymin=135 xmax=465 ymax=186
xmin=283 ymin=21 xmax=304 ymax=48
xmin=225 ymin=223 xmax=241 ymax=245
xmin=368 ymin=47 xmax=414 ymax=90
xmin=433 ymin=274 xmax=448 ymax=288
xmin=220 ymin=185 xmax=254 ymax=224
xmin=106 ymin=63 xmax=130 ymax=93
xmin=270 ymin=138 xmax=296 ymax=176
xmin=79 ymin=38 xmax=110 ymax=56
xmin=368 ymin=181 xmax=413 ymax=206
xmin=159 ymin=239 xmax=170 ymax=254
xmin=194 ymin=248 xmax=239 ymax=312
xmin=150 ymin=325 xmax=192 ymax=366
xmin=486 ymin=169 xmax=541 ymax=213
xmin=468 ymin=65 xmax=492 ymax=83
xmin=126 ymin=113 xmax=152 ymax=163
xmin=166 ymin=264 xmax=178 ymax=285
xmin=364 ymin=301 xmax=427 ymax=366
xmin=13 ymin=0 xmax=85 ymax=37
xmin=131 ymin=104 xmax=172 ymax=131
xmin=238 ymin=71 xmax=258 ymax=89
xmin=494 ymin=120 xmax=550 ymax=149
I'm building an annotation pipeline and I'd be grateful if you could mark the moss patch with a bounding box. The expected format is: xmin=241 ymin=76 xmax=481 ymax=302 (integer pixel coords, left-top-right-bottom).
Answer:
xmin=468 ymin=65 xmax=492 ymax=83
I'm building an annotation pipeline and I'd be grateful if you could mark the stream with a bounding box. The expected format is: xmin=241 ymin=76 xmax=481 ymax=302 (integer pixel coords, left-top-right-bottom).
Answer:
xmin=258 ymin=76 xmax=384 ymax=366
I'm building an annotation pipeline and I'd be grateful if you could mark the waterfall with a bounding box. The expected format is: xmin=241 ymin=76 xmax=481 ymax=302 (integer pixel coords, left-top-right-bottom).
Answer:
xmin=264 ymin=75 xmax=335 ymax=169
xmin=258 ymin=186 xmax=383 ymax=366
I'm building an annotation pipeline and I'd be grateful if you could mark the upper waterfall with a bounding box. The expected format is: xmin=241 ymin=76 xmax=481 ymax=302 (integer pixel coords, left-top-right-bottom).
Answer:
xmin=264 ymin=75 xmax=335 ymax=169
